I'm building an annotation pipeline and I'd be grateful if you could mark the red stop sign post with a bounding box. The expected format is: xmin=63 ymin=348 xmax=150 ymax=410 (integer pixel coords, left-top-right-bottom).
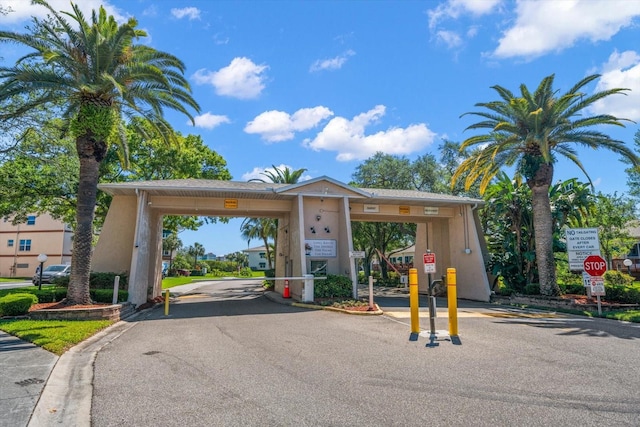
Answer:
xmin=583 ymin=255 xmax=607 ymax=277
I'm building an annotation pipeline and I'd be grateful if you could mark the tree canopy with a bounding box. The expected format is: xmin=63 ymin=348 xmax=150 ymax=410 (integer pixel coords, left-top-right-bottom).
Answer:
xmin=454 ymin=73 xmax=639 ymax=296
xmin=0 ymin=1 xmax=200 ymax=304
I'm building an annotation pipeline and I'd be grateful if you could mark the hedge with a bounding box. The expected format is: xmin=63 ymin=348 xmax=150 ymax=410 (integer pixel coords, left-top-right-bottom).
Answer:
xmin=0 ymin=293 xmax=38 ymax=316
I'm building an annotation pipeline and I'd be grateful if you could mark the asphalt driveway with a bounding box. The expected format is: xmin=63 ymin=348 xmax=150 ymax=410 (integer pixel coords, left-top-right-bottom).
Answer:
xmin=88 ymin=281 xmax=640 ymax=426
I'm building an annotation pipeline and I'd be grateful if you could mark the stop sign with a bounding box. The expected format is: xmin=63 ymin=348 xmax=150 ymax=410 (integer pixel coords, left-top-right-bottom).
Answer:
xmin=583 ymin=255 xmax=607 ymax=277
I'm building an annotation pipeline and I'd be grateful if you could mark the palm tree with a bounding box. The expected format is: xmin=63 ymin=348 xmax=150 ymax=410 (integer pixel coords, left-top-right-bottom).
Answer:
xmin=453 ymin=74 xmax=639 ymax=296
xmin=0 ymin=1 xmax=199 ymax=304
xmin=187 ymin=243 xmax=205 ymax=269
xmin=162 ymin=233 xmax=182 ymax=272
xmin=256 ymin=165 xmax=308 ymax=184
xmin=240 ymin=218 xmax=277 ymax=269
xmin=242 ymin=165 xmax=308 ymax=267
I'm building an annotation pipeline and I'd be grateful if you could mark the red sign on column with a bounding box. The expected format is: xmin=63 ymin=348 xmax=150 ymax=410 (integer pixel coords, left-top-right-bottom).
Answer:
xmin=423 ymin=252 xmax=436 ymax=273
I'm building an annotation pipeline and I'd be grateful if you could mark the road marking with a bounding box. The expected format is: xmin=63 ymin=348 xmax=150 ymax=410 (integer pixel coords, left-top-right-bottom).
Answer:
xmin=383 ymin=311 xmax=489 ymax=318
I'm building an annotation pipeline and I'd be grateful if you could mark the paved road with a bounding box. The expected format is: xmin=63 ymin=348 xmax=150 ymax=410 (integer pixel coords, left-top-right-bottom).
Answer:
xmin=0 ymin=280 xmax=32 ymax=290
xmin=90 ymin=281 xmax=640 ymax=426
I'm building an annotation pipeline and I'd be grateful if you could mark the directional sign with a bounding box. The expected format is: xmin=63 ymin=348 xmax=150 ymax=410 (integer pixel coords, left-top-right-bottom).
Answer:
xmin=583 ymin=254 xmax=607 ymax=277
xmin=423 ymin=252 xmax=436 ymax=273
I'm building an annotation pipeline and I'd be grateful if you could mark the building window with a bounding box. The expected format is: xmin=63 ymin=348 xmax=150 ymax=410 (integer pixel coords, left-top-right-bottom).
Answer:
xmin=259 ymin=262 xmax=266 ymax=269
xmin=163 ymin=250 xmax=170 ymax=257
xmin=259 ymin=252 xmax=266 ymax=259
xmin=19 ymin=239 xmax=31 ymax=251
xmin=7 ymin=239 xmax=13 ymax=247
xmin=16 ymin=263 xmax=29 ymax=269
xmin=26 ymin=215 xmax=36 ymax=225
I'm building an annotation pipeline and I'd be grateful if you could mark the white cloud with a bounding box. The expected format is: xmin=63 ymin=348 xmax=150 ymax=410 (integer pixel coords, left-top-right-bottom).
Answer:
xmin=142 ymin=5 xmax=158 ymax=17
xmin=302 ymin=105 xmax=437 ymax=162
xmin=591 ymin=50 xmax=640 ymax=121
xmin=0 ymin=0 xmax=126 ymax=24
xmin=494 ymin=1 xmax=640 ymax=59
xmin=190 ymin=112 xmax=231 ymax=130
xmin=241 ymin=164 xmax=312 ymax=182
xmin=192 ymin=57 xmax=268 ymax=100
xmin=309 ymin=50 xmax=356 ymax=72
xmin=171 ymin=7 xmax=201 ymax=20
xmin=244 ymin=106 xmax=333 ymax=142
xmin=436 ymin=30 xmax=463 ymax=48
xmin=428 ymin=0 xmax=502 ymax=30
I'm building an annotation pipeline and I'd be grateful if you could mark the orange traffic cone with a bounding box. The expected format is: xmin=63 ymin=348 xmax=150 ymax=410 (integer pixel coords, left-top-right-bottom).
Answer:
xmin=283 ymin=279 xmax=291 ymax=298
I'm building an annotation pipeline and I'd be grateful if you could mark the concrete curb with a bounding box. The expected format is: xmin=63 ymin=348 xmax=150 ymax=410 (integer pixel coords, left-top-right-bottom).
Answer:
xmin=263 ymin=291 xmax=383 ymax=315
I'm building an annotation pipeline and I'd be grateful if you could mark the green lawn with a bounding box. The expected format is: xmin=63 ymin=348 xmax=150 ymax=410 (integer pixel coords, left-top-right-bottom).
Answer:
xmin=0 ymin=318 xmax=113 ymax=355
xmin=162 ymin=271 xmax=265 ymax=289
xmin=0 ymin=277 xmax=29 ymax=283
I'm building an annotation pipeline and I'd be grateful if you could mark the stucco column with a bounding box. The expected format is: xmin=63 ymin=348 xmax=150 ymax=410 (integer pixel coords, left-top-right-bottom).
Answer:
xmin=341 ymin=196 xmax=358 ymax=298
xmin=149 ymin=210 xmax=163 ymax=299
xmin=128 ymin=190 xmax=151 ymax=306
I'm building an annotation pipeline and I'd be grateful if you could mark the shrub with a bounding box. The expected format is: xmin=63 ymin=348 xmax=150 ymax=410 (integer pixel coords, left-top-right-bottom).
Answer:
xmin=264 ymin=269 xmax=275 ymax=288
xmin=315 ymin=274 xmax=352 ymax=299
xmin=237 ymin=267 xmax=253 ymax=277
xmin=54 ymin=272 xmax=128 ymax=290
xmin=209 ymin=269 xmax=225 ymax=277
xmin=33 ymin=288 xmax=69 ymax=303
xmin=496 ymin=287 xmax=516 ymax=296
xmin=559 ymin=283 xmax=586 ymax=295
xmin=90 ymin=289 xmax=128 ymax=303
xmin=604 ymin=270 xmax=634 ymax=286
xmin=0 ymin=293 xmax=38 ymax=316
xmin=556 ymin=269 xmax=583 ymax=287
xmin=523 ymin=283 xmax=541 ymax=295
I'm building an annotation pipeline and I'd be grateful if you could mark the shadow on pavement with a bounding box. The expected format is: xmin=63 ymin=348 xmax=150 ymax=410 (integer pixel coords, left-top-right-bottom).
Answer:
xmin=133 ymin=294 xmax=312 ymax=321
xmin=492 ymin=317 xmax=640 ymax=340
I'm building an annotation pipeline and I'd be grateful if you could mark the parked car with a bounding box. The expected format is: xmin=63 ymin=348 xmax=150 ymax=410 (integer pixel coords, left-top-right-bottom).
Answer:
xmin=33 ymin=264 xmax=71 ymax=285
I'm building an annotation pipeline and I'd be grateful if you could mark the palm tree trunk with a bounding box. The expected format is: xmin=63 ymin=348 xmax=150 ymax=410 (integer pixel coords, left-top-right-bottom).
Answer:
xmin=529 ymin=165 xmax=560 ymax=296
xmin=67 ymin=135 xmax=105 ymax=304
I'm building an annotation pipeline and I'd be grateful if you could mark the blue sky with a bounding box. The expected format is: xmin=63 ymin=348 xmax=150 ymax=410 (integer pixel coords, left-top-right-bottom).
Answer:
xmin=2 ymin=0 xmax=640 ymax=256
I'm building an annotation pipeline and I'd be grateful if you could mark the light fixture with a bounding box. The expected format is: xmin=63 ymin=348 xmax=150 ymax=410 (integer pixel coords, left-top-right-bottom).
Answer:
xmin=310 ymin=226 xmax=316 ymax=234
xmin=37 ymin=253 xmax=48 ymax=291
xmin=316 ymin=214 xmax=321 ymax=221
xmin=324 ymin=227 xmax=330 ymax=233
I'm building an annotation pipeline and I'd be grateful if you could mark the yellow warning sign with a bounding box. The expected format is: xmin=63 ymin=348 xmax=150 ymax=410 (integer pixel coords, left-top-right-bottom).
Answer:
xmin=224 ymin=199 xmax=238 ymax=209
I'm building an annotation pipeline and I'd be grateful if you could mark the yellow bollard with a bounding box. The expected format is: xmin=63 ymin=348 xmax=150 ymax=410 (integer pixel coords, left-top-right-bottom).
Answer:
xmin=447 ymin=268 xmax=458 ymax=337
xmin=164 ymin=289 xmax=170 ymax=316
xmin=409 ymin=268 xmax=420 ymax=334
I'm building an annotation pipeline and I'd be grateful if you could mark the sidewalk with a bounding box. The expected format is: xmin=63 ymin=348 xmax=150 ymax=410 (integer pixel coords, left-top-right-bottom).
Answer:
xmin=0 ymin=332 xmax=58 ymax=427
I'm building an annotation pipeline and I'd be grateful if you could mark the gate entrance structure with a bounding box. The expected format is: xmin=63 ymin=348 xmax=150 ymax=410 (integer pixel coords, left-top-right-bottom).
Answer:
xmin=93 ymin=176 xmax=491 ymax=306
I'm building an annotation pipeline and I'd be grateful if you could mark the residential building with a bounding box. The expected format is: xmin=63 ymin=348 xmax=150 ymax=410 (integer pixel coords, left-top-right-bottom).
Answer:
xmin=0 ymin=213 xmax=73 ymax=278
xmin=243 ymin=245 xmax=270 ymax=271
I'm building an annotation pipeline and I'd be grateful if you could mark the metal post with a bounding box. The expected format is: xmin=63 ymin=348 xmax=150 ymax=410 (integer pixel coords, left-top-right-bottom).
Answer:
xmin=428 ymin=273 xmax=436 ymax=336
xmin=112 ymin=275 xmax=120 ymax=304
xmin=164 ymin=289 xmax=170 ymax=316
xmin=38 ymin=262 xmax=44 ymax=291
xmin=447 ymin=268 xmax=458 ymax=337
xmin=368 ymin=275 xmax=374 ymax=311
xmin=409 ymin=268 xmax=419 ymax=334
